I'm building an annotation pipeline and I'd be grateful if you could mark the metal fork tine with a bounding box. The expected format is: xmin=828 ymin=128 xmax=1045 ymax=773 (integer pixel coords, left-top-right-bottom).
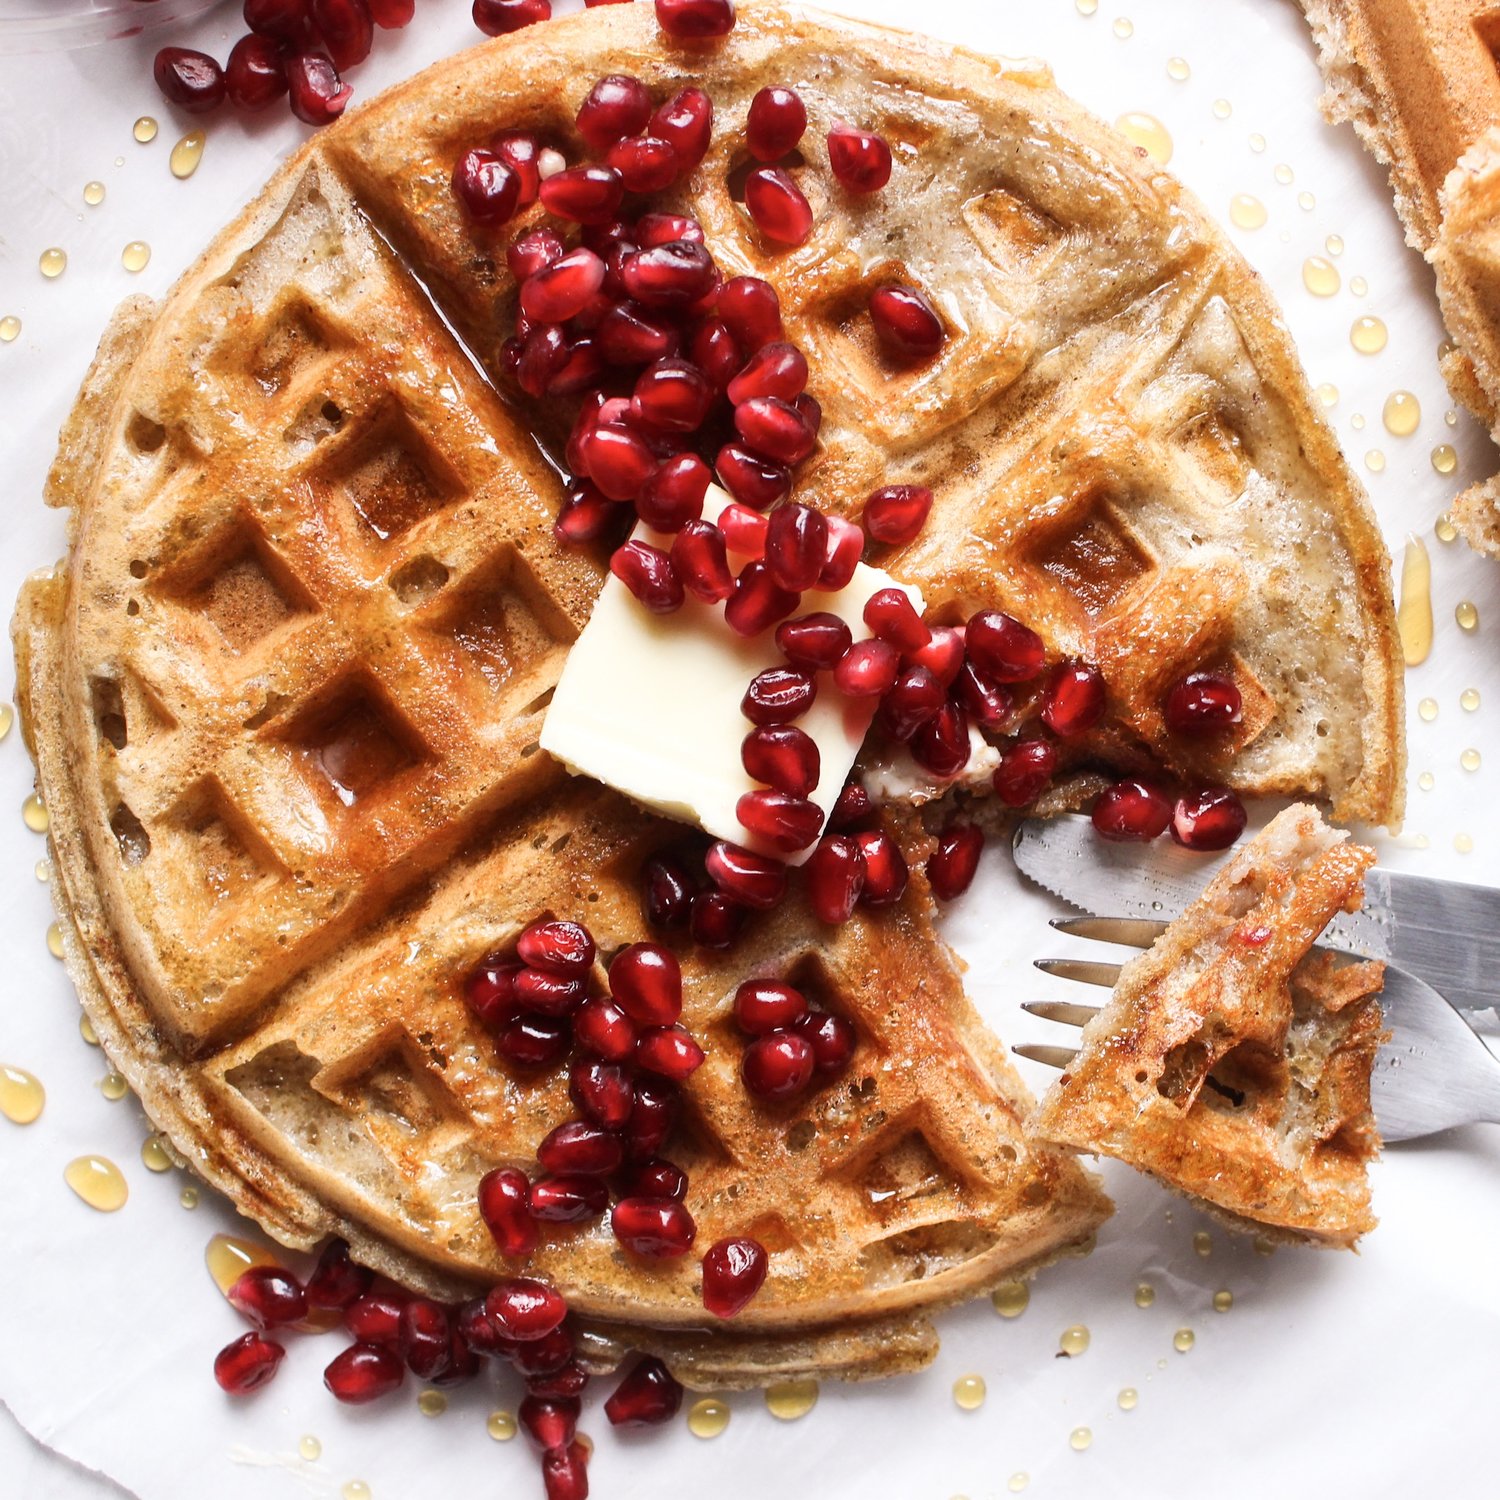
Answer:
xmin=1012 ymin=1043 xmax=1080 ymax=1069
xmin=1021 ymin=999 xmax=1101 ymax=1028
xmin=1049 ymin=916 xmax=1168 ymax=948
xmin=1034 ymin=958 xmax=1122 ymax=987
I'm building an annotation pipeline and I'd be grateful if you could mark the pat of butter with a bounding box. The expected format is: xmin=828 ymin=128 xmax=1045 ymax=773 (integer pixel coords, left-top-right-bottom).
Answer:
xmin=540 ymin=485 xmax=923 ymax=865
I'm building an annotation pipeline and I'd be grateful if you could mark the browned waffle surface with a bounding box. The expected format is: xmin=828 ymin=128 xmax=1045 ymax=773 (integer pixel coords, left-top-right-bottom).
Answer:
xmin=1034 ymin=806 xmax=1385 ymax=1249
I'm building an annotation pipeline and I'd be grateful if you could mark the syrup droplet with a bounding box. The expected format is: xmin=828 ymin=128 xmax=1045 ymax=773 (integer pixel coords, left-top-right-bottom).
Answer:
xmin=1009 ymin=1477 xmax=1030 ymax=1494
xmin=1436 ymin=514 xmax=1458 ymax=543
xmin=1115 ymin=112 xmax=1172 ymax=164
xmin=1456 ymin=600 xmax=1479 ymax=632
xmin=1418 ymin=697 xmax=1438 ymax=722
xmin=1173 ymin=1327 xmax=1196 ymax=1353
xmin=1192 ymin=1230 xmax=1212 ymax=1257
xmin=418 ymin=1390 xmax=447 ymax=1417
xmin=1075 ymin=0 xmax=1098 ymax=13
xmin=1229 ymin=193 xmax=1267 ymax=229
xmin=141 ymin=1134 xmax=175 ymax=1172
xmin=1418 ymin=771 xmax=1435 ymax=791
xmin=1325 ymin=234 xmax=1344 ymax=256
xmin=687 ymin=1397 xmax=730 ymax=1438
xmin=180 ymin=1185 xmax=200 ymax=1209
xmin=1213 ymin=1289 xmax=1234 ymax=1312
xmin=765 ymin=1378 xmax=819 ymax=1420
xmin=1445 ymin=408 xmax=1459 ymax=425
xmin=991 ymin=1280 xmax=1029 ymax=1318
xmin=170 ymin=131 xmax=205 ymax=180
xmin=1351 ymin=413 xmax=1366 ymax=430
xmin=65 ymin=1155 xmax=128 ymax=1212
xmin=46 ymin=923 xmax=64 ymax=959
xmin=206 ymin=1231 xmax=280 ymax=1295
xmin=1366 ymin=449 xmax=1386 ymax=473
xmin=1134 ymin=1282 xmax=1156 ymax=1308
xmin=1461 ymin=748 xmax=1481 ymax=772
xmin=83 ymin=181 xmax=105 ymax=207
xmin=487 ymin=1410 xmax=517 ymax=1441
xmin=1350 ymin=275 xmax=1369 ymax=296
xmin=299 ymin=1436 xmax=322 ymax=1462
xmin=1431 ymin=444 xmax=1458 ymax=475
xmin=23 ymin=793 xmax=49 ymax=832
xmin=1351 ymin=315 xmax=1387 ymax=353
xmin=1212 ymin=98 xmax=1231 ymax=119
xmin=122 ymin=241 xmax=151 ymax=274
xmin=1113 ymin=17 xmax=1134 ymax=38
xmin=34 ymin=859 xmax=49 ymax=882
xmin=1059 ymin=1324 xmax=1090 ymax=1356
xmin=39 ymin=248 xmax=67 ymax=279
xmin=80 ymin=1015 xmax=98 ymax=1046
xmin=1315 ymin=382 xmax=1338 ymax=408
xmin=1298 ymin=191 xmax=1315 ymax=210
xmin=1070 ymin=1426 xmax=1093 ymax=1452
xmin=0 ymin=703 xmax=13 ymax=740
xmin=133 ymin=117 xmax=158 ymax=144
xmin=1461 ymin=687 xmax=1480 ymax=712
xmin=1166 ymin=57 xmax=1190 ymax=81
xmin=1456 ymin=832 xmax=1475 ymax=854
xmin=1274 ymin=163 xmax=1293 ymax=185
xmin=952 ymin=1374 xmax=987 ymax=1411
xmin=0 ymin=316 xmax=20 ymax=343
xmin=1249 ymin=132 xmax=1266 ymax=152
xmin=0 ymin=1065 xmax=45 ymax=1125
xmin=1397 ymin=535 xmax=1433 ymax=666
xmin=342 ymin=1483 xmax=371 ymax=1500
xmin=576 ymin=1434 xmax=594 ymax=1459
xmin=100 ymin=1071 xmax=128 ymax=1101
xmin=1119 ymin=1388 xmax=1139 ymax=1411
xmin=1383 ymin=390 xmax=1421 ymax=435
xmin=1302 ymin=256 xmax=1339 ymax=295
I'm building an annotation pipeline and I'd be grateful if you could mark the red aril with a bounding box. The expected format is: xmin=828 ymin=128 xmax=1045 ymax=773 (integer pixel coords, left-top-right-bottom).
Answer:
xmin=548 ymin=337 xmax=603 ymax=397
xmin=854 ymin=828 xmax=907 ymax=906
xmin=576 ymin=74 xmax=653 ymax=151
xmin=763 ymin=503 xmax=828 ymax=589
xmin=343 ymin=1292 xmax=406 ymax=1347
xmin=742 ymin=724 xmax=820 ymax=796
xmin=521 ymin=247 xmax=606 ymax=323
xmin=654 ymin=0 xmax=736 ymax=39
xmin=570 ymin=1058 xmax=635 ymax=1130
xmin=992 ymin=738 xmax=1056 ymax=807
xmin=732 ymin=979 xmax=808 ymax=1034
xmin=817 ymin=516 xmax=864 ymax=590
xmin=508 ymin=226 xmax=565 ymax=282
xmin=542 ymin=1441 xmax=590 ymax=1500
xmin=369 ymin=0 xmax=414 ymax=22
xmin=529 ymin=1361 xmax=590 ymax=1400
xmin=744 ymin=167 xmax=814 ymax=245
xmin=864 ymin=588 xmax=931 ymax=653
xmin=511 ymin=1325 xmax=574 ymax=1376
xmin=434 ymin=1327 xmax=482 ymax=1386
xmin=1170 ymin=786 xmax=1247 ymax=851
xmin=736 ymin=789 xmax=823 ymax=852
xmin=692 ymin=319 xmax=743 ymax=389
xmin=649 ymin=87 xmax=714 ymax=169
xmin=741 ymin=1032 xmax=814 ymax=1099
xmin=642 ymin=853 xmax=696 ymax=931
xmin=478 ymin=1166 xmax=539 ymax=1256
xmin=285 ymin=52 xmax=353 ymax=124
xmin=244 ymin=0 xmax=313 ymax=43
xmin=724 ymin=560 xmax=800 ymax=635
xmin=1165 ymin=671 xmax=1243 ymax=734
xmin=153 ymin=47 xmax=225 ymax=112
xmin=324 ymin=1343 xmax=404 ymax=1403
xmin=456 ymin=1298 xmax=504 ymax=1356
xmin=518 ymin=919 xmax=595 ymax=976
xmin=833 ymin=638 xmax=900 ymax=697
xmin=827 ymin=123 xmax=893 ymax=191
xmin=520 ymin=1393 xmax=580 ymax=1453
xmin=805 ymin=834 xmax=866 ymax=923
xmin=1091 ymin=780 xmax=1172 ymax=842
xmin=927 ymin=821 xmax=983 ymax=899
xmin=609 ymin=943 xmax=683 ymax=1025
xmin=741 ymin=666 xmax=817 ymax=724
xmin=225 ymin=35 xmax=287 ymax=110
xmin=611 ymin=1196 xmax=697 ymax=1257
xmin=214 ymin=1332 xmax=285 ymax=1394
xmin=632 ymin=358 xmax=714 ymax=432
xmin=719 ymin=501 xmax=769 ymax=557
xmin=514 ymin=967 xmax=587 ymax=1015
xmin=310 ymin=0 xmax=372 ymax=70
xmin=863 ymin=484 xmax=932 ymax=545
xmin=701 ymin=1237 xmax=768 ymax=1318
xmin=227 ymin=1267 xmax=308 ymax=1330
xmin=495 ymin=1013 xmax=571 ymax=1068
xmin=473 ymin=0 xmax=551 ymax=34
xmin=716 ymin=443 xmax=793 ymax=510
xmin=909 ymin=626 xmax=964 ymax=688
xmin=605 ymin=1356 xmax=684 ymax=1426
xmin=574 ymin=995 xmax=638 ymax=1062
xmin=554 ymin=482 xmax=623 ymax=547
xmin=776 ymin=612 xmax=851 ymax=671
xmin=727 ymin=342 xmax=807 ymax=405
xmin=829 ymin=782 xmax=874 ymax=829
xmin=636 ymin=1025 xmax=707 ymax=1081
xmin=793 ymin=1010 xmax=856 ymax=1074
xmin=717 ymin=276 xmax=783 ymax=350
xmin=624 ymin=1077 xmax=681 ymax=1159
xmin=538 ymin=1121 xmax=625 ymax=1176
xmin=637 ymin=212 xmax=705 ymax=247
xmin=529 ymin=1175 xmax=611 ymax=1222
xmin=618 ymin=1157 xmax=689 ymax=1200
xmin=690 ymin=890 xmax=747 ymax=949
xmin=1042 ymin=660 xmax=1107 ymax=737
xmin=622 ymin=241 xmax=717 ymax=307
xmin=607 ymin=134 xmax=680 ymax=191
xmin=464 ymin=956 xmax=519 ymax=1029
xmin=735 ymin=397 xmax=819 ymax=466
xmin=486 ymin=1278 xmax=568 ymax=1341
xmin=795 ymin=391 xmax=822 ymax=436
xmin=671 ymin=520 xmax=736 ymax=603
xmin=492 ymin=131 xmax=543 ymax=205
xmin=705 ymin=841 xmax=787 ymax=908
xmin=878 ymin=665 xmax=944 ymax=740
xmin=399 ymin=1299 xmax=453 ymax=1381
xmin=305 ymin=1239 xmax=372 ymax=1309
xmin=870 ymin=284 xmax=944 ymax=360
xmin=747 ymin=86 xmax=807 ymax=160
xmin=966 ymin=610 xmax=1044 ymax=684
xmin=910 ymin=699 xmax=971 ymax=777
xmin=598 ymin=301 xmax=681 ymax=366
xmin=539 ymin=165 xmax=624 ymax=224
xmin=515 ymin=325 xmax=568 ymax=399
xmin=584 ymin=424 xmax=656 ymax=501
xmin=953 ymin=660 xmax=1012 ymax=730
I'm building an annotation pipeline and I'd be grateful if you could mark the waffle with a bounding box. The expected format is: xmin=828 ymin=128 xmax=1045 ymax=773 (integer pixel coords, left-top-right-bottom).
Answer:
xmin=1298 ymin=0 xmax=1500 ymax=555
xmin=1034 ymin=805 xmax=1385 ymax=1249
xmin=15 ymin=1 xmax=1402 ymax=1379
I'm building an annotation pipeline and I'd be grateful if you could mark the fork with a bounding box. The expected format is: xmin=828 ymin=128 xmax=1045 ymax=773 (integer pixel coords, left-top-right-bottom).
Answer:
xmin=1015 ymin=917 xmax=1500 ymax=1142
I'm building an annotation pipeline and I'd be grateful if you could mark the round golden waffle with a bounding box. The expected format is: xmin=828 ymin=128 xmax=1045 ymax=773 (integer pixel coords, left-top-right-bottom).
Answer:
xmin=15 ymin=1 xmax=1401 ymax=1382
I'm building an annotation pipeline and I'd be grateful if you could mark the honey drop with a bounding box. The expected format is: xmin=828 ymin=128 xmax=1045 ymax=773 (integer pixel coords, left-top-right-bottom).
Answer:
xmin=122 ymin=241 xmax=151 ymax=273
xmin=133 ymin=116 xmax=158 ymax=143
xmin=1456 ymin=600 xmax=1479 ymax=632
xmin=1173 ymin=1327 xmax=1196 ymax=1353
xmin=1350 ymin=275 xmax=1369 ymax=296
xmin=1212 ymin=99 xmax=1231 ymax=120
xmin=39 ymin=248 xmax=67 ymax=279
xmin=170 ymin=131 xmax=205 ymax=180
xmin=1436 ymin=514 xmax=1458 ymax=543
xmin=418 ymin=1390 xmax=448 ymax=1417
xmin=1119 ymin=1387 xmax=1139 ymax=1410
xmin=1298 ymin=191 xmax=1315 ymax=211
xmin=100 ymin=1071 xmax=128 ymax=1101
xmin=1075 ymin=0 xmax=1098 ymax=13
xmin=1249 ymin=132 xmax=1267 ymax=152
xmin=1418 ymin=771 xmax=1435 ymax=791
xmin=1113 ymin=18 xmax=1134 ymax=38
xmin=141 ymin=1134 xmax=175 ymax=1172
xmin=487 ymin=1410 xmax=517 ymax=1441
xmin=1059 ymin=1324 xmax=1090 ymax=1356
xmin=83 ymin=181 xmax=105 ymax=207
xmin=1167 ymin=57 xmax=1190 ymax=81
xmin=1134 ymin=1282 xmax=1156 ymax=1308
xmin=1461 ymin=688 xmax=1481 ymax=712
xmin=34 ymin=859 xmax=49 ymax=883
xmin=0 ymin=1065 xmax=45 ymax=1125
xmin=1325 ymin=234 xmax=1344 ymax=256
xmin=1229 ymin=193 xmax=1267 ymax=229
xmin=46 ymin=923 xmax=64 ymax=959
xmin=0 ymin=316 xmax=20 ymax=343
xmin=1383 ymin=390 xmax=1421 ymax=435
xmin=1418 ymin=697 xmax=1438 ymax=722
xmin=1366 ymin=449 xmax=1386 ymax=473
xmin=1274 ymin=162 xmax=1293 ymax=184
xmin=1192 ymin=1230 xmax=1212 ymax=1257
xmin=688 ymin=1397 xmax=730 ymax=1438
xmin=23 ymin=793 xmax=49 ymax=832
xmin=1351 ymin=315 xmax=1388 ymax=353
xmin=1315 ymin=382 xmax=1338 ymax=408
xmin=1070 ymin=1426 xmax=1094 ymax=1452
xmin=342 ymin=1483 xmax=371 ymax=1500
xmin=1302 ymin=256 xmax=1339 ymax=295
xmin=206 ymin=1232 xmax=281 ymax=1295
xmin=180 ymin=1185 xmax=200 ymax=1209
xmin=765 ymin=1378 xmax=819 ymax=1420
xmin=1431 ymin=444 xmax=1457 ymax=475
xmin=1456 ymin=833 xmax=1475 ymax=854
xmin=299 ymin=1436 xmax=322 ymax=1462
xmin=80 ymin=1015 xmax=98 ymax=1046
xmin=1213 ymin=1289 xmax=1234 ymax=1312
xmin=1461 ymin=748 xmax=1481 ymax=772
xmin=1115 ymin=112 xmax=1173 ymax=164
xmin=992 ymin=1280 xmax=1030 ymax=1318
xmin=65 ymin=1155 xmax=128 ymax=1212
xmin=1397 ymin=535 xmax=1433 ymax=666
xmin=952 ymin=1374 xmax=987 ymax=1411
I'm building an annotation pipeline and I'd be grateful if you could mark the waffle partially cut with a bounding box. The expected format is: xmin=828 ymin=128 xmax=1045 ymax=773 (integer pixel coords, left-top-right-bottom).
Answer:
xmin=1034 ymin=806 xmax=1385 ymax=1249
xmin=16 ymin=1 xmax=1402 ymax=1379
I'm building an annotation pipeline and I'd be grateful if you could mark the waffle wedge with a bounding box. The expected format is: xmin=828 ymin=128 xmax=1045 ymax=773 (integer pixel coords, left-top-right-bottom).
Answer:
xmin=16 ymin=1 xmax=1401 ymax=1378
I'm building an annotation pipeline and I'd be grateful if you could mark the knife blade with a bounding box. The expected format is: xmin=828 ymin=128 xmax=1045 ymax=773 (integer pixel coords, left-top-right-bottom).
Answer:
xmin=1012 ymin=815 xmax=1500 ymax=1020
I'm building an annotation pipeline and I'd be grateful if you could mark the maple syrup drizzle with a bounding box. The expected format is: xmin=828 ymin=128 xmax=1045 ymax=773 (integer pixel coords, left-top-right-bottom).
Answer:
xmin=1397 ymin=535 xmax=1432 ymax=666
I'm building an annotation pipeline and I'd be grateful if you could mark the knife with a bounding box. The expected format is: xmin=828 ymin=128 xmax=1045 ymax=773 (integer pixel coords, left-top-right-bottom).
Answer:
xmin=1012 ymin=815 xmax=1500 ymax=1020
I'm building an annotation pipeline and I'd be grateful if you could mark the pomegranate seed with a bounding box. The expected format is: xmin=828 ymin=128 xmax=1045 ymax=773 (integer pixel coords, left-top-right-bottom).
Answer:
xmin=624 ymin=1077 xmax=680 ymax=1159
xmin=1042 ymin=660 xmax=1107 ymax=737
xmin=214 ymin=1332 xmax=284 ymax=1394
xmin=717 ymin=276 xmax=783 ymax=350
xmin=244 ymin=0 xmax=313 ymax=44
xmin=570 ymin=1058 xmax=634 ymax=1129
xmin=1165 ymin=671 xmax=1243 ymax=734
xmin=1092 ymin=780 xmax=1172 ymax=842
xmin=228 ymin=1267 xmax=308 ymax=1330
xmin=622 ymin=241 xmax=717 ymax=307
xmin=928 ymin=821 xmax=983 ymax=899
xmin=585 ymin=425 xmax=656 ymax=501
xmin=518 ymin=920 xmax=595 ymax=977
xmin=310 ymin=0 xmax=372 ymax=70
xmin=701 ymin=1237 xmax=768 ymax=1318
xmin=691 ymin=890 xmax=747 ymax=949
xmin=285 ymin=53 xmax=353 ymax=125
xmin=911 ymin=699 xmax=971 ymax=778
xmin=224 ymin=35 xmax=287 ymax=110
xmin=854 ymin=828 xmax=907 ymax=906
xmin=486 ymin=1278 xmax=567 ymax=1341
xmin=870 ymin=284 xmax=944 ymax=361
xmin=153 ymin=47 xmax=225 ymax=113
xmin=864 ymin=587 xmax=930 ymax=654
xmin=607 ymin=135 xmax=680 ymax=191
xmin=1171 ymin=786 xmax=1247 ymax=851
xmin=491 ymin=131 xmax=544 ymax=205
xmin=725 ymin=560 xmax=800 ymax=635
xmin=818 ymin=517 xmax=865 ymax=590
xmin=671 ymin=521 xmax=736 ymax=603
xmin=706 ymin=841 xmax=787 ymax=908
xmin=472 ymin=0 xmax=551 ymax=35
xmin=827 ymin=123 xmax=893 ymax=192
xmin=542 ymin=1440 xmax=590 ymax=1500
xmin=742 ymin=666 xmax=817 ymax=724
xmin=324 ymin=1343 xmax=404 ymax=1404
xmin=512 ymin=1324 xmax=574 ymax=1375
xmin=343 ymin=1292 xmax=406 ymax=1347
xmin=305 ymin=1239 xmax=372 ymax=1309
xmin=776 ymin=613 xmax=851 ymax=671
xmin=834 ymin=638 xmax=900 ymax=697
xmin=515 ymin=325 xmax=568 ymax=399
xmin=521 ymin=247 xmax=606 ymax=323
xmin=452 ymin=148 xmax=521 ymax=226
xmin=805 ymin=834 xmax=866 ymax=923
xmin=793 ymin=1010 xmax=857 ymax=1074
xmin=737 ymin=789 xmax=823 ymax=852
xmin=605 ymin=1356 xmax=684 ymax=1426
xmin=879 ymin=665 xmax=944 ymax=740
xmin=521 ymin=1393 xmax=580 ymax=1453
xmin=478 ymin=1166 xmax=539 ymax=1256
xmin=435 ymin=1325 xmax=483 ymax=1385
xmin=795 ymin=391 xmax=822 ymax=435
xmin=598 ymin=302 xmax=678 ymax=366
xmin=716 ymin=444 xmax=792 ymax=510
xmin=637 ymin=213 xmax=705 ymax=247
xmin=992 ymin=738 xmax=1057 ymax=807
xmin=399 ymin=1299 xmax=453 ymax=1381
xmin=574 ymin=996 xmax=638 ymax=1062
xmin=966 ymin=610 xmax=1044 ymax=684
xmin=636 ymin=1025 xmax=706 ymax=1081
xmin=509 ymin=227 xmax=565 ymax=282
xmin=864 ymin=484 xmax=932 ymax=546
xmin=742 ymin=724 xmax=820 ymax=796
xmin=514 ymin=967 xmax=587 ymax=1015
xmin=655 ymin=0 xmax=736 ymax=39
xmin=530 ymin=1175 xmax=611 ymax=1222
xmin=369 ymin=0 xmax=414 ymax=22
xmin=538 ymin=1121 xmax=625 ymax=1176
xmin=907 ymin=626 xmax=964 ymax=687
xmin=495 ymin=1012 xmax=571 ymax=1067
xmin=540 ymin=165 xmax=624 ymax=225
xmin=609 ymin=943 xmax=683 ymax=1025
xmin=555 ymin=482 xmax=622 ymax=546
xmin=649 ymin=88 xmax=713 ymax=170
xmin=642 ymin=853 xmax=696 ymax=930
xmin=577 ymin=74 xmax=653 ymax=151
xmin=953 ymin=661 xmax=1011 ymax=730
xmin=829 ymin=782 xmax=874 ymax=829
xmin=632 ymin=358 xmax=714 ymax=432
xmin=733 ymin=979 xmax=808 ymax=1034
xmin=619 ymin=1157 xmax=689 ymax=1199
xmin=742 ymin=1032 xmax=814 ymax=1099
xmin=530 ymin=1361 xmax=591 ymax=1400
xmin=612 ymin=1196 xmax=697 ymax=1257
xmin=727 ymin=342 xmax=807 ymax=406
xmin=747 ymin=86 xmax=807 ymax=160
xmin=457 ymin=1297 xmax=505 ymax=1356
xmin=690 ymin=320 xmax=741 ymax=389
xmin=744 ymin=167 xmax=814 ymax=245
xmin=735 ymin=397 xmax=819 ymax=466
xmin=719 ymin=501 xmax=769 ymax=557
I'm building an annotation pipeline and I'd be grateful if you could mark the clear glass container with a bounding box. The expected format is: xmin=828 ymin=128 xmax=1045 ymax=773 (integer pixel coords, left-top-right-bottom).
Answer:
xmin=0 ymin=0 xmax=229 ymax=54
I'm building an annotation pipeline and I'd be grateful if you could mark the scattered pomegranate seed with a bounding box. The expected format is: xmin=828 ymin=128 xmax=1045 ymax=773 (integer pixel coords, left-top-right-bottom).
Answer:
xmin=623 ymin=241 xmax=717 ymax=307
xmin=763 ymin=507 xmax=829 ymax=603
xmin=793 ymin=1010 xmax=857 ymax=1074
xmin=625 ymin=1077 xmax=681 ymax=1159
xmin=927 ymin=821 xmax=983 ymax=900
xmin=285 ymin=52 xmax=353 ymax=125
xmin=452 ymin=148 xmax=522 ymax=226
xmin=742 ymin=1031 xmax=814 ymax=1099
xmin=518 ymin=920 xmax=595 ymax=977
xmin=305 ymin=1239 xmax=372 ymax=1309
xmin=827 ymin=122 xmax=893 ymax=192
xmin=487 ymin=1278 xmax=568 ymax=1341
xmin=910 ymin=699 xmax=971 ymax=778
xmin=864 ymin=588 xmax=930 ymax=654
xmin=642 ymin=853 xmax=696 ymax=930
xmin=311 ymin=0 xmax=373 ymax=70
xmin=717 ymin=276 xmax=783 ymax=350
xmin=214 ymin=1332 xmax=285 ymax=1395
xmin=521 ymin=1393 xmax=580 ymax=1453
xmin=717 ymin=444 xmax=793 ymax=511
xmin=818 ymin=516 xmax=865 ymax=590
xmin=692 ymin=320 xmax=741 ymax=387
xmin=671 ymin=520 xmax=736 ymax=603
xmin=732 ymin=979 xmax=808 ymax=1034
xmin=369 ymin=0 xmax=415 ymax=22
xmin=655 ymin=0 xmax=737 ymax=40
xmin=624 ymin=1158 xmax=690 ymax=1201
xmin=854 ymin=828 xmax=907 ymax=906
xmin=456 ymin=1297 xmax=505 ymax=1356
xmin=737 ymin=789 xmax=823 ymax=852
xmin=343 ymin=1292 xmax=406 ymax=1347
xmin=727 ymin=342 xmax=808 ymax=405
xmin=244 ymin=0 xmax=313 ymax=43
xmin=747 ymin=86 xmax=807 ymax=160
xmin=585 ymin=424 xmax=656 ymax=500
xmin=514 ymin=325 xmax=568 ymax=399
xmin=324 ymin=1342 xmax=404 ymax=1404
xmin=863 ymin=484 xmax=932 ymax=546
xmin=542 ymin=1440 xmax=590 ymax=1500
xmin=473 ymin=0 xmax=551 ymax=35
xmin=829 ymin=782 xmax=874 ymax=829
xmin=495 ymin=1012 xmax=571 ymax=1067
xmin=992 ymin=738 xmax=1057 ymax=807
xmin=574 ymin=995 xmax=638 ymax=1062
xmin=514 ymin=966 xmax=587 ymax=1014
xmin=521 ymin=246 xmax=606 ymax=323
xmin=399 ymin=1299 xmax=453 ymax=1381
xmin=909 ymin=626 xmax=964 ymax=687
xmin=834 ymin=638 xmax=900 ymax=697
xmin=434 ymin=1326 xmax=482 ymax=1386
xmin=605 ymin=1356 xmax=685 ymax=1426
xmin=869 ymin=284 xmax=944 ymax=361
xmin=806 ymin=834 xmax=866 ymax=923
xmin=154 ymin=46 xmax=225 ymax=112
xmin=953 ymin=661 xmax=1012 ymax=730
xmin=736 ymin=396 xmax=819 ymax=466
xmin=491 ymin=131 xmax=544 ymax=204
xmin=649 ymin=87 xmax=714 ymax=169
xmin=1171 ymin=786 xmax=1247 ymax=850
xmin=228 ymin=1267 xmax=308 ymax=1330
xmin=478 ymin=1166 xmax=540 ymax=1256
xmin=690 ymin=889 xmax=748 ymax=949
xmin=538 ymin=1120 xmax=625 ymax=1176
xmin=530 ymin=1175 xmax=611 ymax=1222
xmin=701 ymin=1236 xmax=769 ymax=1318
xmin=706 ymin=841 xmax=787 ymax=908
xmin=540 ymin=164 xmax=625 ymax=225
xmin=1165 ymin=671 xmax=1243 ymax=733
xmin=776 ymin=612 xmax=851 ymax=671
xmin=724 ymin=560 xmax=800 ymax=635
xmin=879 ymin=665 xmax=944 ymax=740
xmin=965 ymin=610 xmax=1044 ymax=684
xmin=632 ymin=358 xmax=715 ymax=432
xmin=636 ymin=1025 xmax=707 ymax=1081
xmin=1092 ymin=780 xmax=1173 ymax=842
xmin=514 ymin=1325 xmax=576 ymax=1376
xmin=555 ymin=481 xmax=622 ymax=546
xmin=742 ymin=723 xmax=821 ymax=796
xmin=719 ymin=501 xmax=769 ymax=557
xmin=742 ymin=665 xmax=817 ymax=725
xmin=1042 ymin=660 xmax=1107 ymax=737
xmin=637 ymin=212 xmax=705 ymax=247
xmin=609 ymin=943 xmax=683 ymax=1025
xmin=530 ymin=1360 xmax=591 ymax=1400
xmin=570 ymin=1058 xmax=635 ymax=1129
xmin=744 ymin=167 xmax=815 ymax=245
xmin=599 ymin=301 xmax=679 ymax=366
xmin=224 ymin=35 xmax=287 ymax=111
xmin=612 ymin=1196 xmax=698 ymax=1257
xmin=577 ymin=74 xmax=653 ymax=151
xmin=509 ymin=226 xmax=565 ymax=281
